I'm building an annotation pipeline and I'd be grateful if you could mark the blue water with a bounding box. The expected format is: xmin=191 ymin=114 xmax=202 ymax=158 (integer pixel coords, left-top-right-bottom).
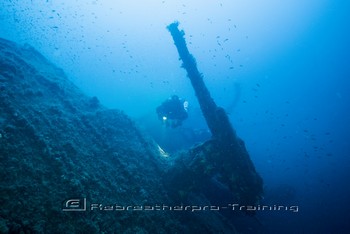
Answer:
xmin=1 ymin=1 xmax=349 ymax=233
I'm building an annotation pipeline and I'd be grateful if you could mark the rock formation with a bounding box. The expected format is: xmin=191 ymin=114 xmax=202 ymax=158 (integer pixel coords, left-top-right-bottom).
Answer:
xmin=0 ymin=38 xmax=240 ymax=233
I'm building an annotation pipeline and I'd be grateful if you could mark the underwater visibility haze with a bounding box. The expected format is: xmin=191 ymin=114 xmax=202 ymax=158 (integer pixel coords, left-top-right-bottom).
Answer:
xmin=0 ymin=0 xmax=350 ymax=233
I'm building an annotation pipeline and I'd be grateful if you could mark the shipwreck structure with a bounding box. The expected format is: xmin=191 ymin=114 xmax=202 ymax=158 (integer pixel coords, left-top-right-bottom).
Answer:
xmin=0 ymin=37 xmax=239 ymax=233
xmin=0 ymin=21 xmax=263 ymax=232
xmin=166 ymin=22 xmax=263 ymax=207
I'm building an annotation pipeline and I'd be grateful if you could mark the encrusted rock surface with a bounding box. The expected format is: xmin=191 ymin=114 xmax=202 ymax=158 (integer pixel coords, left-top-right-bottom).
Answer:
xmin=0 ymin=38 xmax=238 ymax=233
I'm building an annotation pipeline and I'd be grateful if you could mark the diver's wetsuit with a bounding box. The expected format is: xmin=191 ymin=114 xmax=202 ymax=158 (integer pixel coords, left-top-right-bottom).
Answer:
xmin=157 ymin=95 xmax=188 ymax=128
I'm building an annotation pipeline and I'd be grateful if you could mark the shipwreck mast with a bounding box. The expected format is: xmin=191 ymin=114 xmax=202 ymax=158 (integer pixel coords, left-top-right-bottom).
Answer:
xmin=167 ymin=22 xmax=263 ymax=207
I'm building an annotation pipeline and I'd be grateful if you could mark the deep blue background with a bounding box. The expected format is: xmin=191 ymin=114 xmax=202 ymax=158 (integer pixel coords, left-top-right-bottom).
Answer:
xmin=1 ymin=1 xmax=349 ymax=233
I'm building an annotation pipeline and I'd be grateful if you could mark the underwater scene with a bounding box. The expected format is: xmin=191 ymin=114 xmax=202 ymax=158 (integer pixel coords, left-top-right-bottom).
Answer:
xmin=0 ymin=0 xmax=349 ymax=233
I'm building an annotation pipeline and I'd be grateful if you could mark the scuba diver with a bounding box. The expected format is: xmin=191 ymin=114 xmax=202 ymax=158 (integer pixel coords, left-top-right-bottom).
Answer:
xmin=156 ymin=95 xmax=188 ymax=128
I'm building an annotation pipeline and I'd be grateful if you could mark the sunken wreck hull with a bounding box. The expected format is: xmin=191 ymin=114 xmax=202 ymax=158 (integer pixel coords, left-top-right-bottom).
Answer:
xmin=0 ymin=38 xmax=241 ymax=233
xmin=167 ymin=22 xmax=263 ymax=208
